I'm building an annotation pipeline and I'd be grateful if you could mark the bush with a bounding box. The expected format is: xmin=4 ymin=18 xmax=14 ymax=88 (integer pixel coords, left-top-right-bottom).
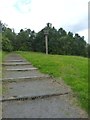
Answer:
xmin=2 ymin=36 xmax=13 ymax=52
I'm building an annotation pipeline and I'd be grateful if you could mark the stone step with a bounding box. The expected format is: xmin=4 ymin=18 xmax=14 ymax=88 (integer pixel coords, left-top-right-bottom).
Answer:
xmin=2 ymin=95 xmax=87 ymax=118
xmin=3 ymin=54 xmax=24 ymax=61
xmin=4 ymin=60 xmax=25 ymax=62
xmin=2 ymin=75 xmax=50 ymax=82
xmin=2 ymin=79 xmax=71 ymax=101
xmin=2 ymin=62 xmax=31 ymax=66
xmin=3 ymin=70 xmax=49 ymax=80
xmin=2 ymin=92 xmax=69 ymax=102
xmin=5 ymin=67 xmax=38 ymax=71
xmin=4 ymin=64 xmax=35 ymax=69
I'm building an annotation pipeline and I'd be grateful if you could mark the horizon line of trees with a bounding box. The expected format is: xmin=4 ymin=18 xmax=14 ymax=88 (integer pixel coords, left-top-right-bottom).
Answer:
xmin=1 ymin=22 xmax=90 ymax=57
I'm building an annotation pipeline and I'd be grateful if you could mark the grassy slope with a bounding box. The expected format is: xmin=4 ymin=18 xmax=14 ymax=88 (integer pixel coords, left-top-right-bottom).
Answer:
xmin=18 ymin=51 xmax=88 ymax=111
xmin=0 ymin=52 xmax=8 ymax=95
xmin=0 ymin=51 xmax=2 ymax=95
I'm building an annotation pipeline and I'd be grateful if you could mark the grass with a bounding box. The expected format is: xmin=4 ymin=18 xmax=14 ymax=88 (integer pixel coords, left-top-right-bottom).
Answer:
xmin=0 ymin=51 xmax=2 ymax=95
xmin=17 ymin=51 xmax=88 ymax=112
xmin=0 ymin=51 xmax=9 ymax=95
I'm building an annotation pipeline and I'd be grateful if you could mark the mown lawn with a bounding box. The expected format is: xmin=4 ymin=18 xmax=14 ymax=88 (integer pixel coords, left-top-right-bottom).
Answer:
xmin=17 ymin=51 xmax=88 ymax=112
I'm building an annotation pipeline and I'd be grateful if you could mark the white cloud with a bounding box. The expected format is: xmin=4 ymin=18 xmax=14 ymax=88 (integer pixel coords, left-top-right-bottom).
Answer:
xmin=0 ymin=0 xmax=89 ymax=42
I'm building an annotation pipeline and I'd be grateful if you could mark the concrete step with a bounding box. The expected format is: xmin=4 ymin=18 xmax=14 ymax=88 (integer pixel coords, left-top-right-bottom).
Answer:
xmin=2 ymin=79 xmax=71 ymax=101
xmin=2 ymin=95 xmax=87 ymax=118
xmin=4 ymin=64 xmax=35 ymax=70
xmin=2 ymin=92 xmax=69 ymax=102
xmin=2 ymin=62 xmax=31 ymax=66
xmin=2 ymin=70 xmax=49 ymax=81
xmin=5 ymin=67 xmax=38 ymax=71
xmin=3 ymin=54 xmax=24 ymax=61
xmin=4 ymin=60 xmax=25 ymax=62
xmin=2 ymin=75 xmax=50 ymax=82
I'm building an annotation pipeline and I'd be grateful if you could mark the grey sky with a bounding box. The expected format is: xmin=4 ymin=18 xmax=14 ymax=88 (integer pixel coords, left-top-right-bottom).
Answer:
xmin=0 ymin=0 xmax=89 ymax=42
xmin=66 ymin=17 xmax=88 ymax=33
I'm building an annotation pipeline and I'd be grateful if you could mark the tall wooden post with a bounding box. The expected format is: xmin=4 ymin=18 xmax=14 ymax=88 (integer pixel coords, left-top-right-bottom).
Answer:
xmin=44 ymin=27 xmax=49 ymax=55
xmin=45 ymin=34 xmax=48 ymax=54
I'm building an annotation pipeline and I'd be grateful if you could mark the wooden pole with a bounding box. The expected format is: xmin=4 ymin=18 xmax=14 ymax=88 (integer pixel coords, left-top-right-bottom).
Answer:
xmin=45 ymin=35 xmax=48 ymax=54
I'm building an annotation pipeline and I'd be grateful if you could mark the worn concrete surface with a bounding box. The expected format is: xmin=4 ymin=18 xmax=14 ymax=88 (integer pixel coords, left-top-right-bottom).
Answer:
xmin=4 ymin=64 xmax=36 ymax=70
xmin=5 ymin=67 xmax=37 ymax=71
xmin=3 ymin=70 xmax=48 ymax=80
xmin=3 ymin=53 xmax=25 ymax=61
xmin=3 ymin=79 xmax=71 ymax=100
xmin=2 ymin=53 xmax=88 ymax=118
xmin=2 ymin=95 xmax=87 ymax=118
xmin=2 ymin=62 xmax=31 ymax=66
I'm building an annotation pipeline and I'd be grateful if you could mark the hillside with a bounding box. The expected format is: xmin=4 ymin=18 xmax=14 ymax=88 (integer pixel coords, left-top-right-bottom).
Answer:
xmin=17 ymin=51 xmax=88 ymax=111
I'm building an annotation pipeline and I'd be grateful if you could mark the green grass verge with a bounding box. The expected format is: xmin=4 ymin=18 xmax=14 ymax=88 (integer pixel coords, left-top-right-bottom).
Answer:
xmin=0 ymin=51 xmax=2 ymax=95
xmin=17 ymin=51 xmax=88 ymax=112
xmin=0 ymin=51 xmax=9 ymax=95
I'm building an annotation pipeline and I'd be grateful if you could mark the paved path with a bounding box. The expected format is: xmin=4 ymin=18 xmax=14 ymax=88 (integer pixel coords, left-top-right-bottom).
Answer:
xmin=2 ymin=53 xmax=88 ymax=118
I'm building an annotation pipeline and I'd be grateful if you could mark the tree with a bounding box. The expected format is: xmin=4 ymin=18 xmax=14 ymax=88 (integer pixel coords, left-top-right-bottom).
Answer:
xmin=15 ymin=29 xmax=29 ymax=50
xmin=2 ymin=35 xmax=13 ymax=51
xmin=72 ymin=33 xmax=87 ymax=56
xmin=58 ymin=28 xmax=67 ymax=36
xmin=1 ymin=22 xmax=13 ymax=51
xmin=1 ymin=21 xmax=87 ymax=57
xmin=87 ymin=44 xmax=90 ymax=58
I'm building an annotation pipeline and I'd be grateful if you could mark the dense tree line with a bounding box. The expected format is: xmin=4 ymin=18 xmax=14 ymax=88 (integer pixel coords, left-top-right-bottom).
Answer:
xmin=1 ymin=22 xmax=90 ymax=57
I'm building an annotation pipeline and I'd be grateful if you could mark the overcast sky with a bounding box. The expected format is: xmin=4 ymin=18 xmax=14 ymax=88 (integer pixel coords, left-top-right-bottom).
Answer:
xmin=0 ymin=0 xmax=89 ymax=43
